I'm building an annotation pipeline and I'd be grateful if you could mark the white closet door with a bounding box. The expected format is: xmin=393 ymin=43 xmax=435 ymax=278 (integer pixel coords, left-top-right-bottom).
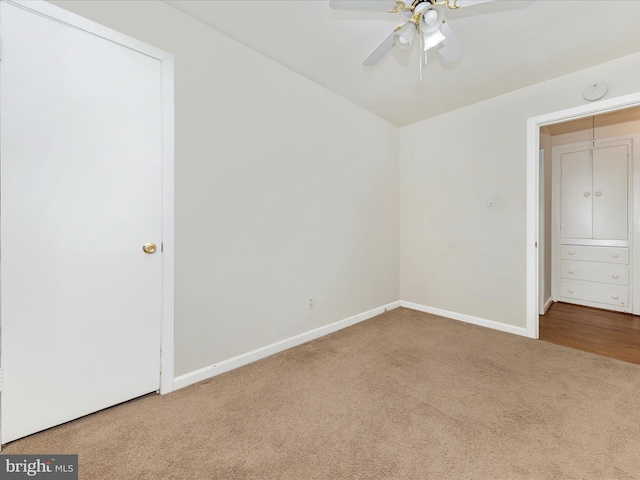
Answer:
xmin=593 ymin=145 xmax=628 ymax=240
xmin=561 ymin=149 xmax=592 ymax=239
xmin=1 ymin=2 xmax=164 ymax=443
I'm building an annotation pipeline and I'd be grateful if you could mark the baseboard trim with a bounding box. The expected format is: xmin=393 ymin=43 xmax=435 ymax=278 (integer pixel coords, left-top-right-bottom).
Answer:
xmin=400 ymin=301 xmax=528 ymax=337
xmin=541 ymin=296 xmax=553 ymax=315
xmin=173 ymin=300 xmax=401 ymax=391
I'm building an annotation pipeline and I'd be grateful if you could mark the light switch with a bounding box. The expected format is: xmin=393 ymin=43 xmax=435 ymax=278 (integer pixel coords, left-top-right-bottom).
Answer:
xmin=487 ymin=195 xmax=495 ymax=206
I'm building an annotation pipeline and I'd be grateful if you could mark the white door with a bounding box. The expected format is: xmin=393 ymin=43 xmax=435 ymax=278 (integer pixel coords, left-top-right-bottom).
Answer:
xmin=560 ymin=149 xmax=592 ymax=239
xmin=1 ymin=2 xmax=164 ymax=443
xmin=593 ymin=145 xmax=628 ymax=240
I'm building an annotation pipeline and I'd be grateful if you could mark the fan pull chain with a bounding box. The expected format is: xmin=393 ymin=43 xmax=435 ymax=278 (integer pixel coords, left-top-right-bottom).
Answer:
xmin=419 ymin=34 xmax=426 ymax=82
xmin=419 ymin=35 xmax=423 ymax=81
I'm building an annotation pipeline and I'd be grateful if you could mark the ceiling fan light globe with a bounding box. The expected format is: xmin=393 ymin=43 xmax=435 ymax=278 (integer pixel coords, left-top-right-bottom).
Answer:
xmin=419 ymin=6 xmax=444 ymax=33
xmin=393 ymin=22 xmax=417 ymax=49
xmin=424 ymin=10 xmax=438 ymax=25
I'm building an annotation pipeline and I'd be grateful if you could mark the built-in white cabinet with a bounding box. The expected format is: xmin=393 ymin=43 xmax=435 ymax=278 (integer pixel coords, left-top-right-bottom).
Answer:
xmin=553 ymin=139 xmax=633 ymax=313
xmin=560 ymin=145 xmax=628 ymax=241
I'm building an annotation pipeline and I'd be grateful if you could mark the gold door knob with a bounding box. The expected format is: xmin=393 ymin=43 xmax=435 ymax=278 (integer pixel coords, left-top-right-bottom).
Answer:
xmin=143 ymin=242 xmax=157 ymax=254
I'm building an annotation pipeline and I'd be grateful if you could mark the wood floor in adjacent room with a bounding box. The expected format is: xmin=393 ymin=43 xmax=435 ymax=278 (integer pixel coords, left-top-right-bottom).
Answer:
xmin=540 ymin=301 xmax=640 ymax=365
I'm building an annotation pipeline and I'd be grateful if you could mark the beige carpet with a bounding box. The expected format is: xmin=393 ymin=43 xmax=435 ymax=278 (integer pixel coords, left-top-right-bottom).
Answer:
xmin=4 ymin=307 xmax=640 ymax=479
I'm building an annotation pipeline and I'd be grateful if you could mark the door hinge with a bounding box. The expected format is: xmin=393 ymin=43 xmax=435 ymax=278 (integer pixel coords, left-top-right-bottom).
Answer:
xmin=0 ymin=369 xmax=3 ymax=392
xmin=0 ymin=37 xmax=3 ymax=61
xmin=161 ymin=242 xmax=164 ymax=253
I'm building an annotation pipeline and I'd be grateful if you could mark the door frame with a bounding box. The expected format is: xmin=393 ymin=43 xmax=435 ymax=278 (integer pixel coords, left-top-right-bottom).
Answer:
xmin=538 ymin=147 xmax=545 ymax=314
xmin=0 ymin=0 xmax=175 ymax=399
xmin=526 ymin=91 xmax=640 ymax=338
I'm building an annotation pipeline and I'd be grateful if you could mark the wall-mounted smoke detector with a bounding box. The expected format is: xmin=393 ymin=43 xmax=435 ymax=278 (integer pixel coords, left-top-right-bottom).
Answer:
xmin=583 ymin=83 xmax=608 ymax=101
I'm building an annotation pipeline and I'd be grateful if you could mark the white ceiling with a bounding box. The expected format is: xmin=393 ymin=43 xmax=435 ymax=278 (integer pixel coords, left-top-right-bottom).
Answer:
xmin=164 ymin=0 xmax=640 ymax=127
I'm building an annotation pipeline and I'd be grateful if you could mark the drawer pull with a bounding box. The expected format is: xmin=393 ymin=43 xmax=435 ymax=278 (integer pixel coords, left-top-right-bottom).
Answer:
xmin=594 ymin=191 xmax=602 ymax=197
xmin=612 ymin=253 xmax=620 ymax=258
xmin=612 ymin=274 xmax=619 ymax=279
xmin=568 ymin=269 xmax=575 ymax=274
xmin=612 ymin=295 xmax=620 ymax=300
xmin=568 ymin=289 xmax=575 ymax=294
xmin=568 ymin=250 xmax=575 ymax=255
xmin=583 ymin=192 xmax=591 ymax=197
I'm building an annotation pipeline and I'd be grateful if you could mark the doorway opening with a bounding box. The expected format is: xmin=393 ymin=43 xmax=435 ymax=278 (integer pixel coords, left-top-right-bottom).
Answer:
xmin=535 ymin=107 xmax=640 ymax=361
xmin=526 ymin=91 xmax=640 ymax=342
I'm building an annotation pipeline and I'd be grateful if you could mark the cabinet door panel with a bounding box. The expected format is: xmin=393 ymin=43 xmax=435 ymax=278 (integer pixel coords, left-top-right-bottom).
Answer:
xmin=593 ymin=145 xmax=628 ymax=240
xmin=561 ymin=150 xmax=592 ymax=239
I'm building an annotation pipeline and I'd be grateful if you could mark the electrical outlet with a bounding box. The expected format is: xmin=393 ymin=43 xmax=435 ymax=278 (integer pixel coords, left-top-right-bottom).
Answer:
xmin=307 ymin=295 xmax=315 ymax=310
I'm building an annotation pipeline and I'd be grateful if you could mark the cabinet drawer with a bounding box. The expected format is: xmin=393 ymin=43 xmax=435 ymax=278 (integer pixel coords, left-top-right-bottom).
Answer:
xmin=560 ymin=263 xmax=629 ymax=286
xmin=560 ymin=245 xmax=629 ymax=264
xmin=560 ymin=282 xmax=629 ymax=307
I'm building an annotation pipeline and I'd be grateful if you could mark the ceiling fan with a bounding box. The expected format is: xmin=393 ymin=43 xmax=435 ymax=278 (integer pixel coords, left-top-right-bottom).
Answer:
xmin=330 ymin=0 xmax=495 ymax=68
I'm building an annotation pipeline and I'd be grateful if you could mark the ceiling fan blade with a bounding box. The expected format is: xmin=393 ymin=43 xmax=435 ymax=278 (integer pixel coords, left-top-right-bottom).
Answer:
xmin=438 ymin=22 xmax=464 ymax=62
xmin=453 ymin=0 xmax=495 ymax=8
xmin=363 ymin=29 xmax=396 ymax=66
xmin=329 ymin=0 xmax=396 ymax=11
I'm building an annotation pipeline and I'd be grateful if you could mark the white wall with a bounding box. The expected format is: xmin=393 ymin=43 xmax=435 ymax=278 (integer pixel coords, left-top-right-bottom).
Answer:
xmin=51 ymin=1 xmax=399 ymax=377
xmin=399 ymin=52 xmax=640 ymax=329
